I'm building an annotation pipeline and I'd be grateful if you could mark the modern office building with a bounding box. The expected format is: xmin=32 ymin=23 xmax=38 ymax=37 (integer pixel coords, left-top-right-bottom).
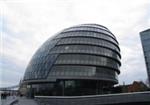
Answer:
xmin=140 ymin=29 xmax=150 ymax=86
xmin=23 ymin=24 xmax=121 ymax=97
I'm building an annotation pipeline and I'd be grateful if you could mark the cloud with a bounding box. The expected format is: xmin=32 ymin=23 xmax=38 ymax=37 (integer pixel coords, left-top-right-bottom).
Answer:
xmin=1 ymin=0 xmax=150 ymax=87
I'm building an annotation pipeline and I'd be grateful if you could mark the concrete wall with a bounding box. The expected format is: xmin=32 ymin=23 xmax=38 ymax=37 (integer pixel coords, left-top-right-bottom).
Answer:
xmin=35 ymin=91 xmax=150 ymax=105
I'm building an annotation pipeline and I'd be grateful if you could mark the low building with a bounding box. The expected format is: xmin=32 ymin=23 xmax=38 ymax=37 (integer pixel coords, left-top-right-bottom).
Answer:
xmin=127 ymin=81 xmax=148 ymax=92
xmin=115 ymin=81 xmax=148 ymax=93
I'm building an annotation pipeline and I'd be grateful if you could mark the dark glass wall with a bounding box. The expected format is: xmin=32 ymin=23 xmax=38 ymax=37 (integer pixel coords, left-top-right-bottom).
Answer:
xmin=29 ymin=80 xmax=113 ymax=96
xmin=140 ymin=29 xmax=150 ymax=85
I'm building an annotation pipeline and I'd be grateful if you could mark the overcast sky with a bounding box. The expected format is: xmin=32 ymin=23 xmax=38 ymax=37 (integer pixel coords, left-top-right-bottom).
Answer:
xmin=0 ymin=0 xmax=150 ymax=88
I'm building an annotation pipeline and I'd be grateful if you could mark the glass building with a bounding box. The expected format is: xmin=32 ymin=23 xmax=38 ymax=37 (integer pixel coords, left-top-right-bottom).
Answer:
xmin=23 ymin=24 xmax=121 ymax=97
xmin=140 ymin=29 xmax=150 ymax=86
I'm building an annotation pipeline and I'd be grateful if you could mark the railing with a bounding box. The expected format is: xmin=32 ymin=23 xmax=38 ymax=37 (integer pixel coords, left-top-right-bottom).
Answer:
xmin=0 ymin=85 xmax=19 ymax=91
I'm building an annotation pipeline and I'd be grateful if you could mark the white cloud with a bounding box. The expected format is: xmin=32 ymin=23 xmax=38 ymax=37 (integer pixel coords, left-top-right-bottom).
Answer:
xmin=1 ymin=0 xmax=150 ymax=87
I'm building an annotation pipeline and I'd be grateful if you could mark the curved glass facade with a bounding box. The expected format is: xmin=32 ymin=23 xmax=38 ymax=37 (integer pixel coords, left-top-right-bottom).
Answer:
xmin=23 ymin=24 xmax=121 ymax=96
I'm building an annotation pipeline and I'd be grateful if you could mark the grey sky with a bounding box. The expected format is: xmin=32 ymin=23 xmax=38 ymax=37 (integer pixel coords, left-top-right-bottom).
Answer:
xmin=0 ymin=0 xmax=150 ymax=87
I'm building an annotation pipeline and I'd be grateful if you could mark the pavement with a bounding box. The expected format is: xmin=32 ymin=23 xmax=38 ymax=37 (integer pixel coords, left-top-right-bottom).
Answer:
xmin=1 ymin=96 xmax=38 ymax=105
xmin=14 ymin=97 xmax=38 ymax=105
xmin=1 ymin=96 xmax=18 ymax=105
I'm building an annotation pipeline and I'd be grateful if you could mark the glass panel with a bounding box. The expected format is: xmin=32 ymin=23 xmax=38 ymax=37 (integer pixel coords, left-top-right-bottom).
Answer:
xmin=78 ymin=24 xmax=108 ymax=30
xmin=24 ymin=54 xmax=59 ymax=80
xmin=49 ymin=65 xmax=118 ymax=81
xmin=55 ymin=54 xmax=120 ymax=70
xmin=55 ymin=31 xmax=118 ymax=46
xmin=50 ymin=45 xmax=120 ymax=62
xmin=57 ymin=37 xmax=119 ymax=53
xmin=62 ymin=26 xmax=115 ymax=39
